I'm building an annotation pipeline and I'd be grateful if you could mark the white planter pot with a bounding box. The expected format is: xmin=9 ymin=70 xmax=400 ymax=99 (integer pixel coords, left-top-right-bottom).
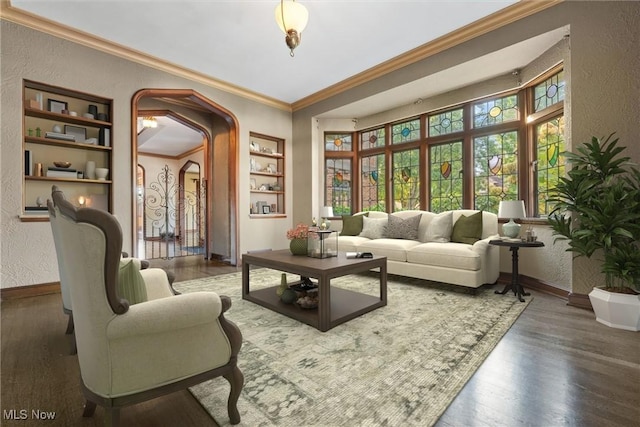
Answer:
xmin=588 ymin=287 xmax=640 ymax=331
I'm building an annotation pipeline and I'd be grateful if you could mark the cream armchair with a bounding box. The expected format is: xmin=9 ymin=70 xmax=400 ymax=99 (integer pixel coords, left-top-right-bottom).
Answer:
xmin=47 ymin=186 xmax=243 ymax=426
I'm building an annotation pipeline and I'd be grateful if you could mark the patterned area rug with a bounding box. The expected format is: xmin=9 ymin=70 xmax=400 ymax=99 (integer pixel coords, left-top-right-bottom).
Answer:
xmin=173 ymin=269 xmax=530 ymax=427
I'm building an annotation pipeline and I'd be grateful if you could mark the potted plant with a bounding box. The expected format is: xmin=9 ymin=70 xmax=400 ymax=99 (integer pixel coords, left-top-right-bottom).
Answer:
xmin=286 ymin=223 xmax=309 ymax=255
xmin=548 ymin=133 xmax=640 ymax=331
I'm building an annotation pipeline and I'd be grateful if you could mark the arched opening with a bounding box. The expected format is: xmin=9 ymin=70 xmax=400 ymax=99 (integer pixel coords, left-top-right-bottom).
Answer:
xmin=132 ymin=89 xmax=239 ymax=265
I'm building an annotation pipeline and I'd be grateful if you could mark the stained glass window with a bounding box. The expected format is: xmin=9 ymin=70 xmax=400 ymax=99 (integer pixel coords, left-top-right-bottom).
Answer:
xmin=534 ymin=70 xmax=565 ymax=112
xmin=473 ymin=95 xmax=519 ymax=128
xmin=430 ymin=141 xmax=463 ymax=212
xmin=325 ymin=158 xmax=352 ymax=215
xmin=391 ymin=118 xmax=420 ymax=144
xmin=325 ymin=133 xmax=352 ymax=152
xmin=536 ymin=116 xmax=565 ymax=216
xmin=361 ymin=154 xmax=386 ymax=211
xmin=392 ymin=149 xmax=420 ymax=211
xmin=428 ymin=108 xmax=464 ymax=137
xmin=473 ymin=131 xmax=518 ymax=212
xmin=360 ymin=127 xmax=385 ymax=150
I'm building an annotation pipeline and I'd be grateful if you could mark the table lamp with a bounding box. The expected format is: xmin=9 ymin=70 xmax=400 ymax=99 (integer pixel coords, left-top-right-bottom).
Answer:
xmin=320 ymin=206 xmax=334 ymax=230
xmin=498 ymin=200 xmax=526 ymax=238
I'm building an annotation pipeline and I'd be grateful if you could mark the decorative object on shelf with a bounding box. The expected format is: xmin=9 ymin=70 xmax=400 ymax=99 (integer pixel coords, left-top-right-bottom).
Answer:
xmin=83 ymin=113 xmax=94 ymax=119
xmin=52 ymin=124 xmax=63 ymax=133
xmin=53 ymin=161 xmax=71 ymax=168
xmin=64 ymin=125 xmax=87 ymax=143
xmin=281 ymin=287 xmax=298 ymax=304
xmin=35 ymin=127 xmax=41 ymax=137
xmin=88 ymin=104 xmax=98 ymax=117
xmin=249 ymin=141 xmax=260 ymax=152
xmin=276 ymin=273 xmax=288 ymax=297
xmin=250 ymin=178 xmax=256 ymax=190
xmin=97 ymin=112 xmax=108 ymax=122
xmin=319 ymin=206 xmax=333 ymax=230
xmin=47 ymin=98 xmax=67 ymax=113
xmin=296 ymin=290 xmax=319 ymax=308
xmin=95 ymin=168 xmax=109 ymax=181
xmin=498 ymin=200 xmax=526 ymax=238
xmin=34 ymin=163 xmax=43 ymax=177
xmin=287 ymin=223 xmax=309 ymax=255
xmin=85 ymin=161 xmax=96 ymax=180
xmin=275 ymin=0 xmax=309 ymax=57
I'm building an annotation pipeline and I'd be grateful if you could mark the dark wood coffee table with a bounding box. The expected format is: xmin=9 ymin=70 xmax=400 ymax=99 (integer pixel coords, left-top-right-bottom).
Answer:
xmin=242 ymin=250 xmax=387 ymax=332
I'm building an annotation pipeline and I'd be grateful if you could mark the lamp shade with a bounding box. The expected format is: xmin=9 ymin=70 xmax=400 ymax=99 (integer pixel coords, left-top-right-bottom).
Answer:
xmin=320 ymin=206 xmax=334 ymax=218
xmin=498 ymin=200 xmax=526 ymax=219
xmin=275 ymin=0 xmax=309 ymax=34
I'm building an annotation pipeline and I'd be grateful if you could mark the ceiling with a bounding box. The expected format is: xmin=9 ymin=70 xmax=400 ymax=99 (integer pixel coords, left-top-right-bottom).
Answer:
xmin=8 ymin=1 xmax=565 ymax=156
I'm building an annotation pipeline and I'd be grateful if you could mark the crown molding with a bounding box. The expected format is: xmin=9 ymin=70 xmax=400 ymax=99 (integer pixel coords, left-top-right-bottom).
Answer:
xmin=291 ymin=0 xmax=564 ymax=112
xmin=1 ymin=0 xmax=292 ymax=112
xmin=2 ymin=0 xmax=563 ymax=114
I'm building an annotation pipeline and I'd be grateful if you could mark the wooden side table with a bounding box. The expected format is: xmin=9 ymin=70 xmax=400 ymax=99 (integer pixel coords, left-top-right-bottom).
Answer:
xmin=489 ymin=239 xmax=545 ymax=302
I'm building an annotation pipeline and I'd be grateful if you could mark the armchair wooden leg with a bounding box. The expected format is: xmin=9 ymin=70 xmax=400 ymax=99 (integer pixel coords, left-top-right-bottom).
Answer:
xmin=82 ymin=400 xmax=97 ymax=417
xmin=224 ymin=366 xmax=244 ymax=425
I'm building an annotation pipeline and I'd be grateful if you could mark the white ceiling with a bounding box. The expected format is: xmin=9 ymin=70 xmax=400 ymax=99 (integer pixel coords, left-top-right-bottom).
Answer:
xmin=10 ymin=1 xmax=566 ymax=156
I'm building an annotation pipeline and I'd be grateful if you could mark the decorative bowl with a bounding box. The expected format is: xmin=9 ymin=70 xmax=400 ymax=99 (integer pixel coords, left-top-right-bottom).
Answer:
xmin=54 ymin=161 xmax=72 ymax=168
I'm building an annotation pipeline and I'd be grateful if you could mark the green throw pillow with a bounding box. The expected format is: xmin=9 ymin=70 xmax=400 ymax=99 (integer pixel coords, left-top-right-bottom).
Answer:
xmin=118 ymin=259 xmax=148 ymax=305
xmin=451 ymin=211 xmax=483 ymax=244
xmin=341 ymin=213 xmax=369 ymax=236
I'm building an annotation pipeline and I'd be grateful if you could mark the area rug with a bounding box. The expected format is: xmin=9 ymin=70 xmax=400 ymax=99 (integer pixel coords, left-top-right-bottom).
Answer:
xmin=173 ymin=269 xmax=530 ymax=427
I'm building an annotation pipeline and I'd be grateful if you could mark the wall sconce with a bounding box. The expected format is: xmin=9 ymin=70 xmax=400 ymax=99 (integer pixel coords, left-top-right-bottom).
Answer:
xmin=275 ymin=0 xmax=309 ymax=57
xmin=78 ymin=196 xmax=86 ymax=207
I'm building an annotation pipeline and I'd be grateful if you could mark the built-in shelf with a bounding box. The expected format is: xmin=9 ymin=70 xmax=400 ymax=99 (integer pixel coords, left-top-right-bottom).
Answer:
xmin=249 ymin=132 xmax=285 ymax=217
xmin=22 ymin=80 xmax=113 ymax=221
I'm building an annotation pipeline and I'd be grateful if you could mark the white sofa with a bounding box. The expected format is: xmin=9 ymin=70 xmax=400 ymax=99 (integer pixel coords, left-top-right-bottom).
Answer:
xmin=331 ymin=210 xmax=500 ymax=288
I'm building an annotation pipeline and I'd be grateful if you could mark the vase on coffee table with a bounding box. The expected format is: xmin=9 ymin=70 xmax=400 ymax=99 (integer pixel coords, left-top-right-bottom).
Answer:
xmin=289 ymin=238 xmax=307 ymax=256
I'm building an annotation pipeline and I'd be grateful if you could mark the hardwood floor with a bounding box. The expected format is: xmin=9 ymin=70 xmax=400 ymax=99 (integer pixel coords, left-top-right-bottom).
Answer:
xmin=2 ymin=256 xmax=638 ymax=426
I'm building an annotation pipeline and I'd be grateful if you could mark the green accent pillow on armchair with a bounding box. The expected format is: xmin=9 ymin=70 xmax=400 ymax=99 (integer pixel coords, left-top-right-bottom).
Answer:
xmin=451 ymin=211 xmax=483 ymax=244
xmin=118 ymin=259 xmax=148 ymax=305
xmin=341 ymin=213 xmax=369 ymax=236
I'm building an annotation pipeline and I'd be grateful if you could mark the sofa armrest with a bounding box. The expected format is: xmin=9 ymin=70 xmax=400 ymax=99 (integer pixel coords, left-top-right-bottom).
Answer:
xmin=472 ymin=234 xmax=500 ymax=253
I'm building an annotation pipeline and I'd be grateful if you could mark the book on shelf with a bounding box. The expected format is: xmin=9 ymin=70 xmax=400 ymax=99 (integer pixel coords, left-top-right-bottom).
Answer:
xmin=48 ymin=166 xmax=77 ymax=172
xmin=46 ymin=169 xmax=79 ymax=179
xmin=45 ymin=132 xmax=75 ymax=141
xmin=25 ymin=150 xmax=33 ymax=176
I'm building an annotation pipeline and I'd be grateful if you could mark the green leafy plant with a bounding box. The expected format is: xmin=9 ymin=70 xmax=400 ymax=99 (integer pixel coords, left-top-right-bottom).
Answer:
xmin=548 ymin=133 xmax=640 ymax=293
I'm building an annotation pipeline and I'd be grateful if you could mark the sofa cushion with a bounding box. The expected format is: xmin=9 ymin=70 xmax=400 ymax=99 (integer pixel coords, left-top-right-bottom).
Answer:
xmin=407 ymin=242 xmax=481 ymax=271
xmin=425 ymin=211 xmax=453 ymax=242
xmin=451 ymin=211 xmax=483 ymax=244
xmin=359 ymin=216 xmax=388 ymax=239
xmin=118 ymin=259 xmax=148 ymax=305
xmin=385 ymin=213 xmax=422 ymax=240
xmin=333 ymin=236 xmax=370 ymax=252
xmin=341 ymin=213 xmax=368 ymax=236
xmin=358 ymin=239 xmax=422 ymax=262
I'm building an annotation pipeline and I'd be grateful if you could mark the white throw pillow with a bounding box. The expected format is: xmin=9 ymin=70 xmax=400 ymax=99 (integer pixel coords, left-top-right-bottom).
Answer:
xmin=425 ymin=211 xmax=453 ymax=242
xmin=359 ymin=216 xmax=388 ymax=239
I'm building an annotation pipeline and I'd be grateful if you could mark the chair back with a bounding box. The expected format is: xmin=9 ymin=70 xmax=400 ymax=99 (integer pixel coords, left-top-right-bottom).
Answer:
xmin=47 ymin=186 xmax=128 ymax=392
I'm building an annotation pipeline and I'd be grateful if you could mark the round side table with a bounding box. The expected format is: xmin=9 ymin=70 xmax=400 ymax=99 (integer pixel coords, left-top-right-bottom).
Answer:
xmin=489 ymin=239 xmax=545 ymax=302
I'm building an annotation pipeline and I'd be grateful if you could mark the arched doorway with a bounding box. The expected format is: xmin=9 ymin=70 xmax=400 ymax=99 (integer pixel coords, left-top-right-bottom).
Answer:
xmin=132 ymin=89 xmax=239 ymax=265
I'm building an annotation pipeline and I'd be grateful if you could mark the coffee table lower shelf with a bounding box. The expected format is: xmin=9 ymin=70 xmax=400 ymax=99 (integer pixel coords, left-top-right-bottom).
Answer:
xmin=245 ymin=286 xmax=384 ymax=331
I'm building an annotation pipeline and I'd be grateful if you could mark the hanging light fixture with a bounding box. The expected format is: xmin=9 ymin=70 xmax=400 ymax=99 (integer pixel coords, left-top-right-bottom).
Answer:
xmin=275 ymin=0 xmax=309 ymax=57
xmin=142 ymin=116 xmax=158 ymax=128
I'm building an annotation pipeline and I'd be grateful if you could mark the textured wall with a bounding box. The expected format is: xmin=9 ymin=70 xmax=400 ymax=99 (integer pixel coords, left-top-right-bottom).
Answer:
xmin=0 ymin=20 xmax=292 ymax=288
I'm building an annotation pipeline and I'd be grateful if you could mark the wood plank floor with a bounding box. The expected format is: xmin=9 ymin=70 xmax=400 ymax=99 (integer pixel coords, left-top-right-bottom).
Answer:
xmin=2 ymin=256 xmax=639 ymax=426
